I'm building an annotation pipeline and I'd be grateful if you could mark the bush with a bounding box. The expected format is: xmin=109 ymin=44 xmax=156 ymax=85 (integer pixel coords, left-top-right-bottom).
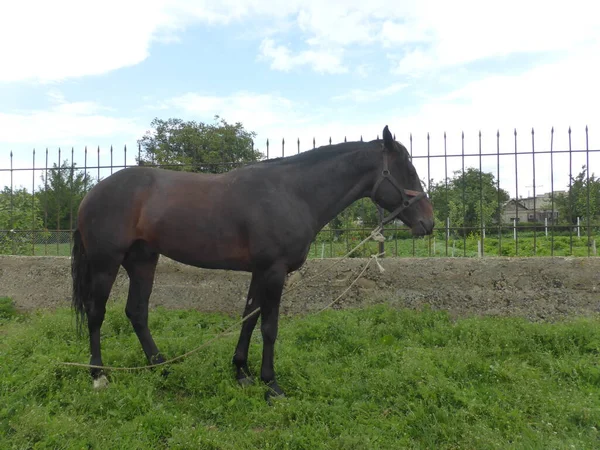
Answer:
xmin=0 ymin=297 xmax=17 ymax=320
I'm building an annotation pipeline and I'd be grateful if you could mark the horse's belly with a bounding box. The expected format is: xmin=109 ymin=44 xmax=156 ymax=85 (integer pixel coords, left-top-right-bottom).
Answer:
xmin=152 ymin=231 xmax=252 ymax=272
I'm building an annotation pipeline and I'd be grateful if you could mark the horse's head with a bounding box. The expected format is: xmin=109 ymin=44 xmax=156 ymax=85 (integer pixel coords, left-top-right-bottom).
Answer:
xmin=370 ymin=125 xmax=435 ymax=237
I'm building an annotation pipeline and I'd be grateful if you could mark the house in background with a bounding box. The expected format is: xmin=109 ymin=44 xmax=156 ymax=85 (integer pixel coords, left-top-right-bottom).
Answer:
xmin=500 ymin=191 xmax=565 ymax=224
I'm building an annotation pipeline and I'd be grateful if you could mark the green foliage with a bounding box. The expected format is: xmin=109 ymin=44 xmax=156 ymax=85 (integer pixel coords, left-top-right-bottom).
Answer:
xmin=429 ymin=168 xmax=510 ymax=237
xmin=0 ymin=187 xmax=45 ymax=254
xmin=555 ymin=165 xmax=600 ymax=225
xmin=1 ymin=304 xmax=599 ymax=449
xmin=307 ymin=233 xmax=597 ymax=258
xmin=137 ymin=115 xmax=264 ymax=173
xmin=36 ymin=160 xmax=95 ymax=231
xmin=0 ymin=297 xmax=17 ymax=321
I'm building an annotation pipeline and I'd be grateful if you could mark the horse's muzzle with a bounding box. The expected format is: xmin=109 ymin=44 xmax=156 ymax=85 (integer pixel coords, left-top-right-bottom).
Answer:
xmin=413 ymin=218 xmax=434 ymax=237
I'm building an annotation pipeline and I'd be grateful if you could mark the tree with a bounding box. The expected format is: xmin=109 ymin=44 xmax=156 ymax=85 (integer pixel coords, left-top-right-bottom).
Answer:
xmin=37 ymin=161 xmax=95 ymax=231
xmin=429 ymin=168 xmax=509 ymax=236
xmin=137 ymin=115 xmax=264 ymax=173
xmin=0 ymin=187 xmax=45 ymax=254
xmin=555 ymin=165 xmax=600 ymax=225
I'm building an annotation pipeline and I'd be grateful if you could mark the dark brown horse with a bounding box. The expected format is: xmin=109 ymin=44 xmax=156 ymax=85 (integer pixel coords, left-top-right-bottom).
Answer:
xmin=71 ymin=125 xmax=434 ymax=400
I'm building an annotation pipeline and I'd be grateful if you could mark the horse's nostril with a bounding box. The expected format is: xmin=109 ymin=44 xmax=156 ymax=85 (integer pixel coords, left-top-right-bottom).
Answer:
xmin=420 ymin=219 xmax=434 ymax=234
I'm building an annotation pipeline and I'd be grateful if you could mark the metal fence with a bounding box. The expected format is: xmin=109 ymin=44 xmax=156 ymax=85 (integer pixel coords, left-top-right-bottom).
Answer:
xmin=1 ymin=126 xmax=598 ymax=258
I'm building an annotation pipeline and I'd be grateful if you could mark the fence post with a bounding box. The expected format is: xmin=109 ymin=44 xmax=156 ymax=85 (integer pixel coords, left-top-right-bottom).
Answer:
xmin=9 ymin=151 xmax=14 ymax=254
xmin=378 ymin=205 xmax=385 ymax=256
xmin=32 ymin=149 xmax=36 ymax=255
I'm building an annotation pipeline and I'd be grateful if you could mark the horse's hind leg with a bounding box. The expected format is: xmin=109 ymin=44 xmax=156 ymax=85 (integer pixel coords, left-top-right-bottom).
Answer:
xmin=86 ymin=259 xmax=120 ymax=388
xmin=122 ymin=241 xmax=164 ymax=367
xmin=232 ymin=272 xmax=260 ymax=385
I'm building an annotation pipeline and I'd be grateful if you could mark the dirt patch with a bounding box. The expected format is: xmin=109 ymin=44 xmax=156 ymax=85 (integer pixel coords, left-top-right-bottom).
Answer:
xmin=1 ymin=255 xmax=599 ymax=321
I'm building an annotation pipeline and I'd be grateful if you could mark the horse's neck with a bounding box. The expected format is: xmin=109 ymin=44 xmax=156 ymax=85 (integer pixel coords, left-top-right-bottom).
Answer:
xmin=289 ymin=148 xmax=378 ymax=231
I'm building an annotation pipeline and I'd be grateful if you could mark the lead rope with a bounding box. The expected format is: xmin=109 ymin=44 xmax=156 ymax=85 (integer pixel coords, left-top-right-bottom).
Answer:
xmin=59 ymin=226 xmax=387 ymax=372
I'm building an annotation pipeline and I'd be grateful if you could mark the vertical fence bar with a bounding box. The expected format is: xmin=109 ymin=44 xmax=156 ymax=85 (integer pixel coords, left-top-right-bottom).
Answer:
xmin=221 ymin=139 xmax=225 ymax=173
xmin=444 ymin=131 xmax=448 ymax=256
xmin=532 ymin=128 xmax=537 ymax=255
xmin=410 ymin=133 xmax=415 ymax=256
xmin=32 ymin=149 xmax=36 ymax=255
xmin=550 ymin=128 xmax=555 ymax=256
xmin=297 ymin=138 xmax=300 ymax=155
xmin=586 ymin=126 xmax=591 ymax=256
xmin=282 ymin=138 xmax=285 ymax=158
xmin=427 ymin=132 xmax=431 ymax=256
xmin=56 ymin=148 xmax=61 ymax=254
xmin=69 ymin=147 xmax=74 ymax=253
xmin=568 ymin=127 xmax=573 ymax=254
xmin=124 ymin=144 xmax=127 ymax=169
xmin=497 ymin=130 xmax=502 ymax=256
xmin=9 ymin=151 xmax=14 ymax=254
xmin=44 ymin=148 xmax=48 ymax=255
xmin=97 ymin=146 xmax=100 ymax=184
xmin=266 ymin=139 xmax=269 ymax=160
xmin=514 ymin=129 xmax=519 ymax=256
xmin=378 ymin=205 xmax=384 ymax=256
xmin=479 ymin=131 xmax=484 ymax=257
xmin=392 ymin=136 xmax=398 ymax=256
xmin=110 ymin=145 xmax=113 ymax=174
xmin=84 ymin=147 xmax=88 ymax=192
xmin=461 ymin=131 xmax=466 ymax=256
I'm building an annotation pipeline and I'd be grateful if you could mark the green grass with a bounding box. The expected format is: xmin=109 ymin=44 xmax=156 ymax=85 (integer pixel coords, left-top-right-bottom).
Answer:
xmin=1 ymin=299 xmax=599 ymax=449
xmin=307 ymin=234 xmax=598 ymax=258
xmin=1 ymin=232 xmax=598 ymax=258
xmin=32 ymin=242 xmax=72 ymax=256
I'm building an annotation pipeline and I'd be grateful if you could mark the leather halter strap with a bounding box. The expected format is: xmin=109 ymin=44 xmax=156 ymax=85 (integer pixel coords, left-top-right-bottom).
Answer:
xmin=370 ymin=145 xmax=426 ymax=226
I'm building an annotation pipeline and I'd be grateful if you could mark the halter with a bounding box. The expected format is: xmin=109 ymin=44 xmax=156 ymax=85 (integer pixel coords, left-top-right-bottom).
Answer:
xmin=370 ymin=144 xmax=426 ymax=226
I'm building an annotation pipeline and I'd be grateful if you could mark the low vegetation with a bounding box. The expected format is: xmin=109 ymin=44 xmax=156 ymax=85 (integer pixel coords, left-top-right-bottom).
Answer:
xmin=1 ymin=298 xmax=599 ymax=449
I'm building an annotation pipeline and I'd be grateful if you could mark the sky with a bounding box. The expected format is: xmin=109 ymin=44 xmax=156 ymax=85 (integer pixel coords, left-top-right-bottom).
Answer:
xmin=1 ymin=0 xmax=599 ymax=198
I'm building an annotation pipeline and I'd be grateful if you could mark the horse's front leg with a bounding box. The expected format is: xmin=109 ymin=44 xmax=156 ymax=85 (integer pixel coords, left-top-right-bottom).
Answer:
xmin=257 ymin=264 xmax=287 ymax=402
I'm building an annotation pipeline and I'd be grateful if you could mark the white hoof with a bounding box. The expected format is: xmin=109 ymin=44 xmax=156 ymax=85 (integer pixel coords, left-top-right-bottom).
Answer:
xmin=93 ymin=374 xmax=109 ymax=390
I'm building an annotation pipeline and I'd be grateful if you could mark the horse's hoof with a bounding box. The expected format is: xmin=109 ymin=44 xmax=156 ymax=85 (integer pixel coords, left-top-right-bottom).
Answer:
xmin=93 ymin=374 xmax=109 ymax=390
xmin=265 ymin=389 xmax=286 ymax=405
xmin=237 ymin=376 xmax=254 ymax=387
xmin=264 ymin=381 xmax=286 ymax=405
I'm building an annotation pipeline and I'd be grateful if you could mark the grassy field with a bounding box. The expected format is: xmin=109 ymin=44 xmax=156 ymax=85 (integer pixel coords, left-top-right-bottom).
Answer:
xmin=1 ymin=297 xmax=599 ymax=449
xmin=3 ymin=233 xmax=597 ymax=258
xmin=307 ymin=234 xmax=598 ymax=258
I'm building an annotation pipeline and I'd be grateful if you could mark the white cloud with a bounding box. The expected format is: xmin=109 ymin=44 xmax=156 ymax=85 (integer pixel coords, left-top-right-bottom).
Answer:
xmin=383 ymin=48 xmax=600 ymax=197
xmin=157 ymin=90 xmax=390 ymax=156
xmin=392 ymin=48 xmax=600 ymax=140
xmin=2 ymin=0 xmax=598 ymax=81
xmin=332 ymin=82 xmax=408 ymax=103
xmin=258 ymin=38 xmax=347 ymax=74
xmin=163 ymin=91 xmax=303 ymax=131
xmin=0 ymin=94 xmax=140 ymax=146
xmin=387 ymin=0 xmax=600 ymax=74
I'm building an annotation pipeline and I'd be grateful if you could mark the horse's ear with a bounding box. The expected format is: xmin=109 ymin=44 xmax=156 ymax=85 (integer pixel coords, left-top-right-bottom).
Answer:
xmin=382 ymin=125 xmax=394 ymax=149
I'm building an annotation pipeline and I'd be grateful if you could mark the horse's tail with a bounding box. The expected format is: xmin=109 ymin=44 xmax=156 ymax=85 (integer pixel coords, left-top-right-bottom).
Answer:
xmin=71 ymin=229 xmax=91 ymax=337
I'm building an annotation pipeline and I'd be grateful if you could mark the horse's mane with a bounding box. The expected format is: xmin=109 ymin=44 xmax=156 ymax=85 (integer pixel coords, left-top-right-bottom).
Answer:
xmin=247 ymin=140 xmax=379 ymax=168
